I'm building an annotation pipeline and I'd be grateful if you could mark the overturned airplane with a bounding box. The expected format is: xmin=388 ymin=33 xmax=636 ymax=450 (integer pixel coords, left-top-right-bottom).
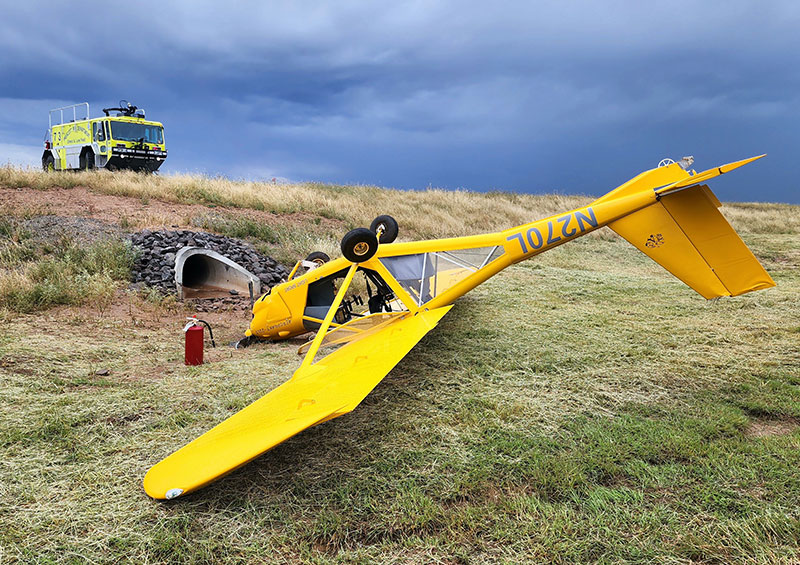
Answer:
xmin=145 ymin=155 xmax=773 ymax=499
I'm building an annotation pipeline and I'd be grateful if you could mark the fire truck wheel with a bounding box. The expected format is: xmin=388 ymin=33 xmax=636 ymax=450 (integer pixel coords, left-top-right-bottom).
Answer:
xmin=42 ymin=154 xmax=55 ymax=172
xmin=305 ymin=251 xmax=331 ymax=266
xmin=370 ymin=215 xmax=399 ymax=243
xmin=80 ymin=150 xmax=95 ymax=171
xmin=341 ymin=228 xmax=378 ymax=262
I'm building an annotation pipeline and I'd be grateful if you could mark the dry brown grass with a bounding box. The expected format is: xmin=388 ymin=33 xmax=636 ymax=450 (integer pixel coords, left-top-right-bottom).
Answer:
xmin=3 ymin=166 xmax=792 ymax=243
xmin=721 ymin=201 xmax=800 ymax=234
xmin=0 ymin=166 xmax=592 ymax=240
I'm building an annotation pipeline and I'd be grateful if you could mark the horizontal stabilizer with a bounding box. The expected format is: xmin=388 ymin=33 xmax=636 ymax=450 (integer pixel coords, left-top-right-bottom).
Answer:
xmin=608 ymin=184 xmax=775 ymax=298
xmin=656 ymin=154 xmax=766 ymax=196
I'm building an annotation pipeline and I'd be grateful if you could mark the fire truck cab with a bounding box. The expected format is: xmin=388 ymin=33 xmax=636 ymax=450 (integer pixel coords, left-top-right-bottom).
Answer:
xmin=43 ymin=101 xmax=167 ymax=172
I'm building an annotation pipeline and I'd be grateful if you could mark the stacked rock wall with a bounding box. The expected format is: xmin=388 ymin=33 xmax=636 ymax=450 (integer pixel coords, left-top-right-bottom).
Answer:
xmin=130 ymin=230 xmax=288 ymax=294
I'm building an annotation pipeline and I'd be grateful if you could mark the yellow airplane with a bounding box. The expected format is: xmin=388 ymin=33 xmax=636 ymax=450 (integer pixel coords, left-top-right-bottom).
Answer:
xmin=144 ymin=155 xmax=774 ymax=500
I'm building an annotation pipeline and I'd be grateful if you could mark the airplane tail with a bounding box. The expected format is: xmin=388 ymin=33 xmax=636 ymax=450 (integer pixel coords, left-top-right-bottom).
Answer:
xmin=599 ymin=157 xmax=775 ymax=299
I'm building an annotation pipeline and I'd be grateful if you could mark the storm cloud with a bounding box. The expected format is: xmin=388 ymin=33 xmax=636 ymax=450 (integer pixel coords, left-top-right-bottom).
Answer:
xmin=2 ymin=1 xmax=798 ymax=202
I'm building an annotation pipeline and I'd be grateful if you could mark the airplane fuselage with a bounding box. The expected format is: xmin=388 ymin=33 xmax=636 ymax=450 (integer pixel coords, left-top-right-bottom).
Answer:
xmin=246 ymin=165 xmax=679 ymax=343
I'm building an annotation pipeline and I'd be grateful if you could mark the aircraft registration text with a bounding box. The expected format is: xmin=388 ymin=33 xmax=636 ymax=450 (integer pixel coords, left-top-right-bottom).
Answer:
xmin=505 ymin=207 xmax=598 ymax=254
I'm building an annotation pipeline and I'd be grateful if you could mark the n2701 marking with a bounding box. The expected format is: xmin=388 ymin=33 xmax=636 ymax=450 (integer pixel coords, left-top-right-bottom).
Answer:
xmin=506 ymin=207 xmax=597 ymax=254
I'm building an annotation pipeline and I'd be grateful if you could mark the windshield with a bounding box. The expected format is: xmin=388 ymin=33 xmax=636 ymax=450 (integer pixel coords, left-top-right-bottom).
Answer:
xmin=109 ymin=121 xmax=164 ymax=144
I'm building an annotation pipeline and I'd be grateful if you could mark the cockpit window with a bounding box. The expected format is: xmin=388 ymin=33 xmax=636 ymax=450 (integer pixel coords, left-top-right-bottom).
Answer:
xmin=380 ymin=246 xmax=504 ymax=305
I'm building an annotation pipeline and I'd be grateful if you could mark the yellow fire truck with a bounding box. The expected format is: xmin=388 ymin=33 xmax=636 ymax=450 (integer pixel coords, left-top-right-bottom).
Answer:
xmin=43 ymin=101 xmax=167 ymax=172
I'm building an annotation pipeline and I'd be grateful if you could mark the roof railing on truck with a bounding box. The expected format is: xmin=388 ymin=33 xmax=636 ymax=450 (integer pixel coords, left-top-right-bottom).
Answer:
xmin=49 ymin=103 xmax=90 ymax=128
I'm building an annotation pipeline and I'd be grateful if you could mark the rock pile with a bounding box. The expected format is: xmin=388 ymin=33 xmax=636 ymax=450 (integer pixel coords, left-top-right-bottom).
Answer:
xmin=129 ymin=229 xmax=289 ymax=295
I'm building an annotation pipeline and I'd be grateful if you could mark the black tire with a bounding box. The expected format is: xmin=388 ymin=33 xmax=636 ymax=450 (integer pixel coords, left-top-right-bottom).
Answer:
xmin=42 ymin=154 xmax=55 ymax=172
xmin=341 ymin=228 xmax=379 ymax=263
xmin=80 ymin=149 xmax=95 ymax=171
xmin=369 ymin=215 xmax=399 ymax=243
xmin=305 ymin=251 xmax=330 ymax=266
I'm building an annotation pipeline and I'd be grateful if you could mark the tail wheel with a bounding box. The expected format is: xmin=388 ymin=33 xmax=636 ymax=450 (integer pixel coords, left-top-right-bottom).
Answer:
xmin=305 ymin=251 xmax=330 ymax=266
xmin=341 ymin=228 xmax=378 ymax=262
xmin=369 ymin=215 xmax=399 ymax=244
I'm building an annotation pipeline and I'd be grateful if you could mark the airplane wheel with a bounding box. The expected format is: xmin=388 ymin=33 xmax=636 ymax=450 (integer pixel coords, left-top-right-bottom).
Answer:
xmin=305 ymin=251 xmax=330 ymax=266
xmin=370 ymin=215 xmax=399 ymax=243
xmin=341 ymin=228 xmax=378 ymax=262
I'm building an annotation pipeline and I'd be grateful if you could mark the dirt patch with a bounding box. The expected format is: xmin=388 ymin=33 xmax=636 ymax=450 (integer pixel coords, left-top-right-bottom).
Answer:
xmin=38 ymin=289 xmax=252 ymax=333
xmin=745 ymin=417 xmax=799 ymax=438
xmin=14 ymin=288 xmax=266 ymax=376
xmin=0 ymin=185 xmax=344 ymax=233
xmin=1 ymin=185 xmax=196 ymax=229
xmin=104 ymin=412 xmax=148 ymax=427
xmin=22 ymin=215 xmax=124 ymax=246
xmin=0 ymin=355 xmax=36 ymax=375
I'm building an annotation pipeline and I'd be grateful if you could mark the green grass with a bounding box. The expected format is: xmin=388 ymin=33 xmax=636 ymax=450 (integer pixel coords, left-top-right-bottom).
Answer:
xmin=191 ymin=213 xmax=280 ymax=244
xmin=1 ymin=174 xmax=799 ymax=563
xmin=0 ymin=226 xmax=136 ymax=313
xmin=188 ymin=211 xmax=351 ymax=267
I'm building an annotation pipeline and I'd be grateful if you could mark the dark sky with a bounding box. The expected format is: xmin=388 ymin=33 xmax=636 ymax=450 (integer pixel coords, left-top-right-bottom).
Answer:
xmin=2 ymin=1 xmax=798 ymax=203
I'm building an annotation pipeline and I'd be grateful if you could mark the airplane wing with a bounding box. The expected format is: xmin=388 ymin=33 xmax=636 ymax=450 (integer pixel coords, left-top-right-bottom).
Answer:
xmin=143 ymin=305 xmax=451 ymax=500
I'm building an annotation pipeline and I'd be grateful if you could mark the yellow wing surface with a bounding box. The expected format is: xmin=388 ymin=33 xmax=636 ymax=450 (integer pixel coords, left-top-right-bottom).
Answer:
xmin=143 ymin=306 xmax=451 ymax=500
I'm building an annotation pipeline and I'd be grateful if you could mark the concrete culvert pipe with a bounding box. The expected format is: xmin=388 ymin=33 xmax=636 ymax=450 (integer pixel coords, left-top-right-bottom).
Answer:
xmin=174 ymin=247 xmax=261 ymax=299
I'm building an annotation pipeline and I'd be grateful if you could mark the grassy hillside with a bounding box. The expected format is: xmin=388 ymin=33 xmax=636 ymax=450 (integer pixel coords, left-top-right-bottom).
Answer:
xmin=1 ymin=168 xmax=798 ymax=563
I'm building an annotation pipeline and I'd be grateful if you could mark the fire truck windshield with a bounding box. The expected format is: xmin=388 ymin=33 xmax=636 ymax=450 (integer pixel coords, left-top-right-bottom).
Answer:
xmin=109 ymin=121 xmax=164 ymax=144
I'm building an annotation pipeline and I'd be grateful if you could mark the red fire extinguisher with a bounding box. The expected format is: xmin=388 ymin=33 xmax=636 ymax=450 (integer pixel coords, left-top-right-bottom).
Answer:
xmin=183 ymin=316 xmax=216 ymax=366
